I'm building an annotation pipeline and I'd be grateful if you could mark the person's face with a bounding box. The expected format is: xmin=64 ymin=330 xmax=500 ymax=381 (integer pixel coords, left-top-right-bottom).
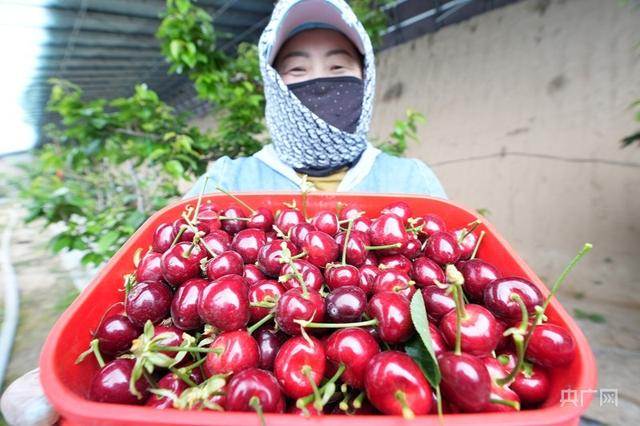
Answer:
xmin=274 ymin=29 xmax=363 ymax=85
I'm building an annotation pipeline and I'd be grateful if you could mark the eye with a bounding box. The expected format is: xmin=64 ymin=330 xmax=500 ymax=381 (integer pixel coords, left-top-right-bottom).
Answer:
xmin=289 ymin=67 xmax=305 ymax=73
xmin=331 ymin=65 xmax=344 ymax=71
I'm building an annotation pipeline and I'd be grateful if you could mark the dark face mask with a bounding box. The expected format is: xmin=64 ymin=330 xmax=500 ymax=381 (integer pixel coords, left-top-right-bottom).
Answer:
xmin=287 ymin=76 xmax=364 ymax=134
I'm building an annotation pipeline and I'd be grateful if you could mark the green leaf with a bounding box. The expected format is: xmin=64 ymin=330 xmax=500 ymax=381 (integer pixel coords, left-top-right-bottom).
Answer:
xmin=407 ymin=290 xmax=441 ymax=387
xmin=164 ymin=160 xmax=185 ymax=178
xmin=97 ymin=230 xmax=120 ymax=252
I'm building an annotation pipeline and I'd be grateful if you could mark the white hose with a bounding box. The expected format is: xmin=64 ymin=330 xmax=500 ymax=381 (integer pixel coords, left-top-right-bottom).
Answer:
xmin=0 ymin=213 xmax=20 ymax=386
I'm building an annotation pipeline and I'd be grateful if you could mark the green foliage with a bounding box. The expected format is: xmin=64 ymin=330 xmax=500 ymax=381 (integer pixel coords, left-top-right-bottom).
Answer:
xmin=350 ymin=0 xmax=394 ymax=48
xmin=17 ymin=80 xmax=218 ymax=266
xmin=621 ymin=100 xmax=640 ymax=148
xmin=376 ymin=109 xmax=426 ymax=156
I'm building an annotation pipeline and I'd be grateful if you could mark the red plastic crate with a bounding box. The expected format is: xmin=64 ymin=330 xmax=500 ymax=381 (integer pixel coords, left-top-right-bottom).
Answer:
xmin=40 ymin=193 xmax=596 ymax=426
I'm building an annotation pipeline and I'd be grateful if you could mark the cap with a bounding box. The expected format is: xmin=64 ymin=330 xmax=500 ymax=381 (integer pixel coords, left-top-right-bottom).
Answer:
xmin=267 ymin=0 xmax=366 ymax=65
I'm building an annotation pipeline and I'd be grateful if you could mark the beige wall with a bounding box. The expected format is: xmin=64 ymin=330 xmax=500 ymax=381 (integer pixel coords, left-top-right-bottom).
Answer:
xmin=372 ymin=1 xmax=639 ymax=422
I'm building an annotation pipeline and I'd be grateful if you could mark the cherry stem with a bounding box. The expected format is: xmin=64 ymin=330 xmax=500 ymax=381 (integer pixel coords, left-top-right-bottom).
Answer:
xmin=394 ymin=390 xmax=415 ymax=420
xmin=168 ymin=367 xmax=197 ymax=388
xmin=192 ymin=176 xmax=209 ymax=224
xmin=248 ymin=312 xmax=274 ymax=335
xmin=279 ymin=243 xmax=309 ymax=297
xmin=249 ymin=396 xmax=266 ymax=426
xmin=497 ymin=293 xmax=528 ymax=386
xmin=353 ymin=390 xmax=365 ymax=409
xmin=364 ymin=242 xmax=402 ymax=251
xmin=170 ymin=226 xmax=186 ymax=248
xmin=218 ymin=216 xmax=250 ymax=221
xmin=435 ymin=385 xmax=444 ymax=420
xmin=457 ymin=219 xmax=481 ymax=244
xmin=154 ymin=345 xmax=222 ymax=354
xmin=181 ymin=216 xmax=216 ymax=258
xmin=341 ymin=218 xmax=354 ymax=265
xmin=75 ymin=338 xmax=106 ymax=367
xmin=249 ymin=300 xmax=276 ymax=309
xmin=302 ymin=365 xmax=323 ymax=410
xmin=215 ymin=186 xmax=255 ymax=214
xmin=470 ymin=230 xmax=486 ymax=260
xmin=450 ymin=283 xmax=464 ymax=355
xmin=294 ymin=318 xmax=377 ymax=329
xmin=489 ymin=397 xmax=521 ymax=410
xmin=523 ymin=243 xmax=593 ymax=351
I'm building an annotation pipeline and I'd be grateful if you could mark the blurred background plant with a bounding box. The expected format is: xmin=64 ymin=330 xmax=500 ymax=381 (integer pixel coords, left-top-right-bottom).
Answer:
xmin=15 ymin=0 xmax=421 ymax=266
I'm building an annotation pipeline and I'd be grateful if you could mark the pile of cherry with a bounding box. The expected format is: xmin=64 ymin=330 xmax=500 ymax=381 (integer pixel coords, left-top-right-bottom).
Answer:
xmin=78 ymin=193 xmax=588 ymax=420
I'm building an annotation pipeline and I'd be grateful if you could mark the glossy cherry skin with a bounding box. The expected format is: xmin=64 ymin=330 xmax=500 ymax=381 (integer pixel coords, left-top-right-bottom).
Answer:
xmin=198 ymin=274 xmax=249 ymax=331
xmin=254 ymin=326 xmax=287 ymax=370
xmin=257 ymin=240 xmax=300 ymax=277
xmin=510 ymin=366 xmax=551 ymax=407
xmin=231 ymin=228 xmax=266 ymax=264
xmin=303 ymin=231 xmax=339 ymax=268
xmin=248 ymin=279 xmax=285 ymax=322
xmin=248 ymin=207 xmax=275 ymax=232
xmin=352 ymin=216 xmax=372 ymax=233
xmin=483 ymin=277 xmax=543 ymax=322
xmin=373 ymin=270 xmax=415 ymax=299
xmin=125 ymin=280 xmax=173 ymax=328
xmin=325 ymin=264 xmax=360 ymax=290
xmin=325 ymin=328 xmax=379 ymax=389
xmin=279 ymin=259 xmax=323 ymax=291
xmin=274 ymin=336 xmax=326 ymax=399
xmin=336 ymin=231 xmax=368 ymax=266
xmin=290 ymin=223 xmax=316 ymax=248
xmin=171 ymin=278 xmax=208 ymax=330
xmin=526 ymin=323 xmax=576 ymax=368
xmin=89 ymin=358 xmax=149 ymax=404
xmin=226 ymin=368 xmax=285 ymax=413
xmin=94 ymin=314 xmax=141 ymax=355
xmin=366 ymin=292 xmax=413 ymax=344
xmin=325 ymin=286 xmax=367 ymax=323
xmin=403 ymin=236 xmax=422 ymax=259
xmin=364 ymin=351 xmax=431 ymax=416
xmin=429 ymin=323 xmax=448 ymax=358
xmin=485 ymin=382 xmax=520 ymax=413
xmin=358 ymin=264 xmax=380 ymax=295
xmin=206 ymin=250 xmax=244 ymax=281
xmin=197 ymin=206 xmax=221 ymax=233
xmin=380 ymin=201 xmax=412 ymax=225
xmin=221 ymin=205 xmax=248 ymax=235
xmin=135 ymin=252 xmax=164 ymax=283
xmin=438 ymin=352 xmax=491 ymax=413
xmin=311 ymin=210 xmax=339 ymax=236
xmin=160 ymin=242 xmax=206 ymax=287
xmin=439 ymin=304 xmax=501 ymax=356
xmin=204 ymin=330 xmax=259 ymax=376
xmin=243 ymin=264 xmax=266 ymax=286
xmin=424 ymin=231 xmax=461 ymax=265
xmin=412 ymin=256 xmax=446 ymax=287
xmin=460 ymin=259 xmax=501 ymax=301
xmin=274 ymin=208 xmax=305 ymax=234
xmin=378 ymin=254 xmax=413 ymax=275
xmin=339 ymin=205 xmax=365 ymax=221
xmin=152 ymin=223 xmax=176 ymax=253
xmin=145 ymin=372 xmax=190 ymax=409
xmin=200 ymin=230 xmax=231 ymax=256
xmin=368 ymin=214 xmax=408 ymax=256
xmin=417 ymin=213 xmax=446 ymax=238
xmin=275 ymin=288 xmax=325 ymax=335
xmin=422 ymin=285 xmax=456 ymax=323
xmin=152 ymin=324 xmax=184 ymax=357
xmin=452 ymin=227 xmax=478 ymax=260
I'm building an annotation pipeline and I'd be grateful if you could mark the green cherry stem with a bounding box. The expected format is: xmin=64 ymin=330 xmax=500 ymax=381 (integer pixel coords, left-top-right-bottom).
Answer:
xmin=341 ymin=218 xmax=354 ymax=265
xmin=294 ymin=318 xmax=377 ymax=329
xmin=248 ymin=313 xmax=275 ymax=335
xmin=497 ymin=293 xmax=528 ymax=386
xmin=395 ymin=390 xmax=415 ymax=420
xmin=489 ymin=398 xmax=521 ymax=410
xmin=191 ymin=176 xmax=209 ymax=224
xmin=249 ymin=396 xmax=266 ymax=426
xmin=364 ymin=242 xmax=402 ymax=251
xmin=470 ymin=230 xmax=486 ymax=260
xmin=215 ymin=186 xmax=255 ymax=214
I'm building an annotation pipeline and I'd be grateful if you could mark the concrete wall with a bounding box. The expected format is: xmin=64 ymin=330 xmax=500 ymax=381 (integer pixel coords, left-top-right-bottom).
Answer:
xmin=372 ymin=0 xmax=639 ymax=423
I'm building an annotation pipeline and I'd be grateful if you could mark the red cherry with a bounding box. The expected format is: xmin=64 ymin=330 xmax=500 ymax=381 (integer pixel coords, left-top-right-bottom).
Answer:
xmin=274 ymin=207 xmax=305 ymax=234
xmin=254 ymin=327 xmax=286 ymax=370
xmin=325 ymin=328 xmax=379 ymax=389
xmin=418 ymin=213 xmax=446 ymax=238
xmin=274 ymin=336 xmax=326 ymax=399
xmin=412 ymin=256 xmax=446 ymax=287
xmin=483 ymin=277 xmax=543 ymax=322
xmin=152 ymin=223 xmax=176 ymax=253
xmin=358 ymin=264 xmax=380 ymax=295
xmin=125 ymin=280 xmax=173 ymax=328
xmin=226 ymin=368 xmax=285 ymax=413
xmin=378 ymin=254 xmax=412 ymax=275
xmin=279 ymin=259 xmax=323 ymax=291
xmin=171 ymin=278 xmax=208 ymax=330
xmin=364 ymin=351 xmax=431 ymax=416
xmin=510 ymin=365 xmax=551 ymax=407
xmin=439 ymin=304 xmax=501 ymax=356
xmin=460 ymin=259 xmax=501 ymax=301
xmin=439 ymin=352 xmax=491 ymax=413
xmin=198 ymin=274 xmax=250 ymax=332
xmin=311 ymin=210 xmax=339 ymax=236
xmin=275 ymin=288 xmax=325 ymax=335
xmin=221 ymin=205 xmax=248 ymax=235
xmin=89 ymin=359 xmax=149 ymax=404
xmin=257 ymin=240 xmax=300 ymax=277
xmin=243 ymin=264 xmax=266 ymax=286
xmin=200 ymin=230 xmax=231 ymax=256
xmin=428 ymin=323 xmax=448 ymax=358
xmin=421 ymin=285 xmax=455 ymax=323
xmin=373 ymin=270 xmax=415 ymax=299
xmin=204 ymin=330 xmax=259 ymax=376
xmin=424 ymin=231 xmax=461 ymax=265
xmin=452 ymin=227 xmax=478 ymax=260
xmin=135 ymin=252 xmax=164 ymax=283
xmin=526 ymin=323 xmax=576 ymax=368
xmin=336 ymin=231 xmax=368 ymax=266
xmin=484 ymin=382 xmax=520 ymax=413
xmin=338 ymin=205 xmax=365 ymax=221
xmin=303 ymin=231 xmax=339 ymax=268
xmin=325 ymin=264 xmax=360 ymax=290
xmin=94 ymin=314 xmax=141 ymax=355
xmin=145 ymin=372 xmax=190 ymax=409
xmin=380 ymin=201 xmax=412 ymax=225
xmin=324 ymin=286 xmax=367 ymax=323
xmin=366 ymin=292 xmax=413 ymax=344
xmin=160 ymin=241 xmax=206 ymax=287
xmin=206 ymin=250 xmax=244 ymax=280
xmin=368 ymin=214 xmax=408 ymax=256
xmin=402 ymin=236 xmax=422 ymax=259
xmin=247 ymin=207 xmax=274 ymax=232
xmin=290 ymin=223 xmax=316 ymax=248
xmin=231 ymin=228 xmax=266 ymax=264
xmin=248 ymin=279 xmax=284 ymax=322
